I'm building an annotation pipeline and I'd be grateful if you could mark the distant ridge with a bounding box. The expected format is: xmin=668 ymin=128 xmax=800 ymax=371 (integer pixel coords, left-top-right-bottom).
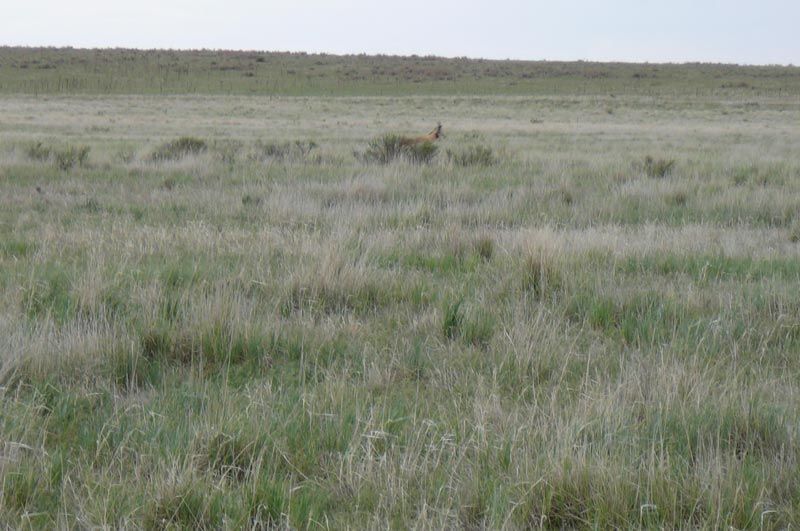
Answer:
xmin=1 ymin=46 xmax=799 ymax=96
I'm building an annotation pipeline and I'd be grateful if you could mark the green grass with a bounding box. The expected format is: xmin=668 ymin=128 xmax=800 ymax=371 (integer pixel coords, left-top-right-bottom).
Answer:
xmin=1 ymin=47 xmax=800 ymax=528
xmin=2 ymin=46 xmax=800 ymax=96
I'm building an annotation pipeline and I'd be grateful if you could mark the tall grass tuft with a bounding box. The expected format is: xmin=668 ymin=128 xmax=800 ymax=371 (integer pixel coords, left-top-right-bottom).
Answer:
xmin=462 ymin=307 xmax=495 ymax=348
xmin=522 ymin=252 xmax=562 ymax=300
xmin=790 ymin=220 xmax=800 ymax=243
xmin=442 ymin=298 xmax=464 ymax=340
xmin=54 ymin=145 xmax=90 ymax=171
xmin=24 ymin=141 xmax=52 ymax=161
xmin=474 ymin=235 xmax=495 ymax=261
xmin=643 ymin=155 xmax=675 ymax=178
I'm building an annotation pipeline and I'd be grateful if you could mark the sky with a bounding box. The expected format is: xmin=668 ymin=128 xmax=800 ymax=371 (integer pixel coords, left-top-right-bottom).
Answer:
xmin=2 ymin=0 xmax=799 ymax=65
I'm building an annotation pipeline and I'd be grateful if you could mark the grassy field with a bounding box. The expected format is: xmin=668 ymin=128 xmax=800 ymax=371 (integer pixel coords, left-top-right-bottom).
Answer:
xmin=1 ymin=48 xmax=800 ymax=528
xmin=3 ymin=46 xmax=800 ymax=96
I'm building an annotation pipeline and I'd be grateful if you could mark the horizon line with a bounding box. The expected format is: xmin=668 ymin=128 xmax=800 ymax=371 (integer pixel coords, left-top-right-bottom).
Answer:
xmin=1 ymin=43 xmax=797 ymax=69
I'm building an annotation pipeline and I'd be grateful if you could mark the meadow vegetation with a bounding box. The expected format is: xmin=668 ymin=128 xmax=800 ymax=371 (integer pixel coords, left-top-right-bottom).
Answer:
xmin=1 ymin=48 xmax=800 ymax=528
xmin=2 ymin=46 xmax=800 ymax=96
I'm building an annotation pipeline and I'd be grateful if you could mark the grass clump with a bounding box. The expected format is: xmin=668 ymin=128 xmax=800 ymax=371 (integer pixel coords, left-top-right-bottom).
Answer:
xmin=790 ymin=220 xmax=800 ymax=243
xmin=145 ymin=478 xmax=221 ymax=530
xmin=643 ymin=155 xmax=676 ymax=178
xmin=139 ymin=326 xmax=196 ymax=365
xmin=446 ymin=144 xmax=496 ymax=166
xmin=246 ymin=478 xmax=287 ymax=528
xmin=24 ymin=141 xmax=52 ymax=161
xmin=522 ymin=252 xmax=562 ymax=300
xmin=442 ymin=298 xmax=465 ymax=340
xmin=566 ymin=289 xmax=687 ymax=347
xmin=21 ymin=265 xmax=75 ymax=322
xmin=54 ymin=145 xmax=90 ymax=171
xmin=212 ymin=139 xmax=243 ymax=165
xmin=474 ymin=234 xmax=495 ymax=261
xmin=241 ymin=194 xmax=263 ymax=206
xmin=732 ymin=164 xmax=757 ymax=186
xmin=0 ymin=239 xmax=36 ymax=258
xmin=0 ymin=457 xmax=60 ymax=522
xmin=666 ymin=190 xmax=689 ymax=207
xmin=282 ymin=279 xmax=384 ymax=317
xmin=107 ymin=345 xmax=160 ymax=391
xmin=462 ymin=307 xmax=496 ymax=348
xmin=251 ymin=139 xmax=317 ymax=162
xmin=150 ymin=136 xmax=208 ymax=162
xmin=359 ymin=134 xmax=438 ymax=164
xmin=200 ymin=431 xmax=266 ymax=481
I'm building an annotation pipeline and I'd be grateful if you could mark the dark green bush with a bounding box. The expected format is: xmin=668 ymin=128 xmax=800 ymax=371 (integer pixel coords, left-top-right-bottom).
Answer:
xmin=150 ymin=137 xmax=207 ymax=162
xmin=360 ymin=134 xmax=438 ymax=164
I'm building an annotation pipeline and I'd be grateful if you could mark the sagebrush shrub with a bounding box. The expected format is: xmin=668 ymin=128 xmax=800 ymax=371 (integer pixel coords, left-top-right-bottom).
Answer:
xmin=360 ymin=134 xmax=438 ymax=165
xmin=150 ymin=136 xmax=207 ymax=162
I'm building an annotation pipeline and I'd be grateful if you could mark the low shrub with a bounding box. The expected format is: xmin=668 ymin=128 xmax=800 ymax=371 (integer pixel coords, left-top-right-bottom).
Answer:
xmin=359 ymin=134 xmax=438 ymax=165
xmin=446 ymin=145 xmax=496 ymax=166
xmin=150 ymin=137 xmax=207 ymax=162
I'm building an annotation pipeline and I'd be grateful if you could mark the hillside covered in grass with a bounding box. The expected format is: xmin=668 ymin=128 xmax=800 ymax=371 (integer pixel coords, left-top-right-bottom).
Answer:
xmin=2 ymin=46 xmax=800 ymax=96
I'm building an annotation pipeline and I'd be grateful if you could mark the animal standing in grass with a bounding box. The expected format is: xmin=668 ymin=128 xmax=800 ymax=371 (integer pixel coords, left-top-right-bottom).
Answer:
xmin=399 ymin=123 xmax=443 ymax=147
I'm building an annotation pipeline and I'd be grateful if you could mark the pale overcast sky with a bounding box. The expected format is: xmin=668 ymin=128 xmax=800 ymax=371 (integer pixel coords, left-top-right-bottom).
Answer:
xmin=3 ymin=0 xmax=799 ymax=65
